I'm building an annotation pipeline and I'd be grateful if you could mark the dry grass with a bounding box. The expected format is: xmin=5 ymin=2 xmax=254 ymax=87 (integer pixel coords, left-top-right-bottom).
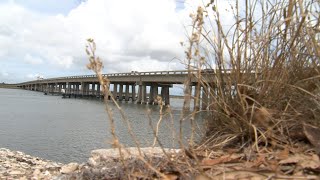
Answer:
xmin=84 ymin=0 xmax=320 ymax=178
xmin=185 ymin=0 xmax=320 ymax=151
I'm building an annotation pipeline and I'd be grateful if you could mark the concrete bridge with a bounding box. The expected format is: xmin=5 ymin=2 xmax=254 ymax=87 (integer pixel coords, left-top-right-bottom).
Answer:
xmin=16 ymin=70 xmax=223 ymax=110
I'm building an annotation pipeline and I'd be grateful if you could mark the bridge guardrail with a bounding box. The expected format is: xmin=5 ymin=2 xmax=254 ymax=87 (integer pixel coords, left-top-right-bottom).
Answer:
xmin=16 ymin=69 xmax=238 ymax=85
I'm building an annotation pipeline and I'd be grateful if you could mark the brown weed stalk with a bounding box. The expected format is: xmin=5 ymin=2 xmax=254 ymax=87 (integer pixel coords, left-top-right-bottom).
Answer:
xmin=184 ymin=0 xmax=320 ymax=151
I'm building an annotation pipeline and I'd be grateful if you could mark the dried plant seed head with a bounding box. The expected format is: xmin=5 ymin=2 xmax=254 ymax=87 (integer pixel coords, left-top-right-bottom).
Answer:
xmin=85 ymin=47 xmax=90 ymax=55
xmin=92 ymin=41 xmax=96 ymax=51
xmin=86 ymin=63 xmax=93 ymax=70
xmin=194 ymin=49 xmax=199 ymax=56
xmin=189 ymin=13 xmax=195 ymax=19
xmin=87 ymin=38 xmax=94 ymax=43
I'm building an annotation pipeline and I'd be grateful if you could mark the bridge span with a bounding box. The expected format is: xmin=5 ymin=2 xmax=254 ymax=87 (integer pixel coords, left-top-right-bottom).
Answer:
xmin=17 ymin=70 xmax=221 ymax=110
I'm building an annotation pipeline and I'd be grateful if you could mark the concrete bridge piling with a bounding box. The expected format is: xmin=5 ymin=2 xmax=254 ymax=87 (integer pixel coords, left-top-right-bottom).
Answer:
xmin=17 ymin=70 xmax=223 ymax=110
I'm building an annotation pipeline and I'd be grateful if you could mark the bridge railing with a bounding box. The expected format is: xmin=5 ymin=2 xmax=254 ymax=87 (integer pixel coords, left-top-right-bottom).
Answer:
xmin=17 ymin=69 xmax=237 ymax=85
xmin=18 ymin=70 xmax=190 ymax=84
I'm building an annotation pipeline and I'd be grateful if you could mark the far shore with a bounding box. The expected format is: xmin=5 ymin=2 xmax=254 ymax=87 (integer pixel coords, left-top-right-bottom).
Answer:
xmin=0 ymin=84 xmax=19 ymax=89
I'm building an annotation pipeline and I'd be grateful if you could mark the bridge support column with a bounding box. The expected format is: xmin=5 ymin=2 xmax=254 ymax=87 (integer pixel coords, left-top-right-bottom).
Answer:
xmin=131 ymin=84 xmax=136 ymax=102
xmin=118 ymin=84 xmax=124 ymax=101
xmin=73 ymin=83 xmax=76 ymax=95
xmin=51 ymin=84 xmax=53 ymax=94
xmin=141 ymin=84 xmax=147 ymax=104
xmin=71 ymin=83 xmax=75 ymax=96
xmin=92 ymin=83 xmax=96 ymax=96
xmin=80 ymin=82 xmax=85 ymax=96
xmin=62 ymin=83 xmax=66 ymax=93
xmin=201 ymin=86 xmax=209 ymax=110
xmin=85 ymin=83 xmax=89 ymax=96
xmin=45 ymin=84 xmax=48 ymax=94
xmin=54 ymin=83 xmax=58 ymax=94
xmin=70 ymin=84 xmax=73 ymax=95
xmin=148 ymin=84 xmax=157 ymax=104
xmin=86 ymin=83 xmax=90 ymax=96
xmin=137 ymin=83 xmax=147 ymax=104
xmin=97 ymin=83 xmax=101 ymax=97
xmin=194 ymin=84 xmax=201 ymax=111
xmin=153 ymin=84 xmax=159 ymax=105
xmin=76 ymin=83 xmax=80 ymax=96
xmin=113 ymin=83 xmax=118 ymax=99
xmin=58 ymin=83 xmax=62 ymax=94
xmin=47 ymin=84 xmax=51 ymax=94
xmin=66 ymin=82 xmax=71 ymax=94
xmin=161 ymin=86 xmax=170 ymax=105
xmin=48 ymin=84 xmax=52 ymax=94
xmin=125 ymin=84 xmax=130 ymax=101
xmin=137 ymin=84 xmax=141 ymax=104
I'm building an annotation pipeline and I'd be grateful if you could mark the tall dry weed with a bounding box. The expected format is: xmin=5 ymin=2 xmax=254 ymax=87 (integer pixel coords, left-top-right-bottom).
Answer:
xmin=184 ymin=0 xmax=320 ymax=150
xmin=84 ymin=0 xmax=320 ymax=178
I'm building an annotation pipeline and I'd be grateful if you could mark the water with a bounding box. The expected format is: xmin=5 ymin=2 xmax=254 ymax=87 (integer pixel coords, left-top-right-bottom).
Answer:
xmin=0 ymin=88 xmax=206 ymax=163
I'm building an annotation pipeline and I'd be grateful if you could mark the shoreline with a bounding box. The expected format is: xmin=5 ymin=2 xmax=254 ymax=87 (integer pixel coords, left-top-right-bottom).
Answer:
xmin=0 ymin=148 xmax=63 ymax=179
xmin=0 ymin=147 xmax=180 ymax=179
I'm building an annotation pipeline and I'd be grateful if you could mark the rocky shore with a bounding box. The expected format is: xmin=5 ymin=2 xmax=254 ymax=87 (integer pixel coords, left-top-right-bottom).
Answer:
xmin=0 ymin=147 xmax=180 ymax=179
xmin=0 ymin=148 xmax=63 ymax=179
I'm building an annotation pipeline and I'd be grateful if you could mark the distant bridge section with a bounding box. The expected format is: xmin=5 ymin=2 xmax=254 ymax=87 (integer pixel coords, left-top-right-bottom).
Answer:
xmin=16 ymin=70 xmax=226 ymax=110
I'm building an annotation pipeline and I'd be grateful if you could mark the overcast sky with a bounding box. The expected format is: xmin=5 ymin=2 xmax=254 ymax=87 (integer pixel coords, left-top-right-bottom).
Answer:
xmin=0 ymin=0 xmax=235 ymax=83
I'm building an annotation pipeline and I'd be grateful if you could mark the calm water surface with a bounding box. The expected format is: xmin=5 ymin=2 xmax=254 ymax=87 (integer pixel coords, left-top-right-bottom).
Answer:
xmin=0 ymin=88 xmax=206 ymax=163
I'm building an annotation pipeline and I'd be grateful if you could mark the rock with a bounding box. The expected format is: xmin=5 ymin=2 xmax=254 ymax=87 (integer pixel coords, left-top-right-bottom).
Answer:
xmin=45 ymin=162 xmax=61 ymax=170
xmin=19 ymin=176 xmax=28 ymax=180
xmin=88 ymin=157 xmax=99 ymax=167
xmin=0 ymin=147 xmax=181 ymax=179
xmin=20 ymin=162 xmax=30 ymax=169
xmin=0 ymin=148 xmax=64 ymax=179
xmin=7 ymin=151 xmax=15 ymax=157
xmin=60 ymin=163 xmax=79 ymax=174
xmin=32 ymin=169 xmax=41 ymax=176
xmin=9 ymin=169 xmax=25 ymax=175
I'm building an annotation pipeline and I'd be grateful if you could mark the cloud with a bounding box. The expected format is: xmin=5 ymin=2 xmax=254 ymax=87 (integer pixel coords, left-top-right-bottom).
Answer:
xmin=26 ymin=73 xmax=44 ymax=80
xmin=0 ymin=0 xmax=239 ymax=83
xmin=24 ymin=54 xmax=44 ymax=65
xmin=0 ymin=0 xmax=191 ymax=83
xmin=0 ymin=71 xmax=9 ymax=77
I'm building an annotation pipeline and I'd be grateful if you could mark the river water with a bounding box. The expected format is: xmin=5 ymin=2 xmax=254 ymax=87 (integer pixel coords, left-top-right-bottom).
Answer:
xmin=0 ymin=88 xmax=206 ymax=163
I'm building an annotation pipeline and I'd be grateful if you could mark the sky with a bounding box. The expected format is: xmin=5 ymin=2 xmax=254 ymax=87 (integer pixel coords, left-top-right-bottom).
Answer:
xmin=0 ymin=0 xmax=235 ymax=83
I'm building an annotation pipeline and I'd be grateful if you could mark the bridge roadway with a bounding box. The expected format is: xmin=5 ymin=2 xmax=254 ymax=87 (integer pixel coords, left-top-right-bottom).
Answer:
xmin=17 ymin=70 xmax=221 ymax=110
